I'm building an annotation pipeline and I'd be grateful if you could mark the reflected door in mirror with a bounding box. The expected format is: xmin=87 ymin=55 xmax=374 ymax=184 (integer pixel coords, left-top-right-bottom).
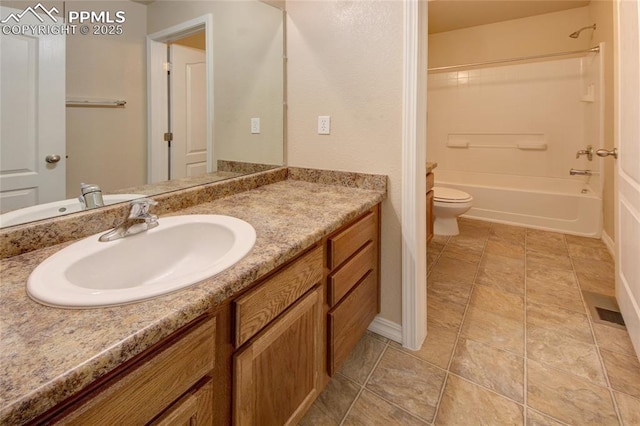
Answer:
xmin=171 ymin=43 xmax=207 ymax=179
xmin=0 ymin=6 xmax=66 ymax=214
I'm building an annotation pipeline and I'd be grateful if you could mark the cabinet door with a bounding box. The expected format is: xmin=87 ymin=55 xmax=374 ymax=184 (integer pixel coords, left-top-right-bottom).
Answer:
xmin=233 ymin=287 xmax=323 ymax=426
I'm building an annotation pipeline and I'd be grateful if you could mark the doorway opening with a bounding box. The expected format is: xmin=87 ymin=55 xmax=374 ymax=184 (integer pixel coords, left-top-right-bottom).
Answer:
xmin=147 ymin=15 xmax=213 ymax=184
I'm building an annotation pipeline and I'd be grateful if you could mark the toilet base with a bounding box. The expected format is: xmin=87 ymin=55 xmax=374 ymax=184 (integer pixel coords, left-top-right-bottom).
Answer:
xmin=434 ymin=217 xmax=460 ymax=236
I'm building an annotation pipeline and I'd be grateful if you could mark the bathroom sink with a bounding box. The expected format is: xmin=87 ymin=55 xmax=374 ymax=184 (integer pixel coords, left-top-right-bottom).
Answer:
xmin=0 ymin=194 xmax=145 ymax=228
xmin=27 ymin=215 xmax=256 ymax=308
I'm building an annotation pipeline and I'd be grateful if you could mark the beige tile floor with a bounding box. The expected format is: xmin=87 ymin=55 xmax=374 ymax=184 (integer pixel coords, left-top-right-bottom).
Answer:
xmin=300 ymin=218 xmax=640 ymax=425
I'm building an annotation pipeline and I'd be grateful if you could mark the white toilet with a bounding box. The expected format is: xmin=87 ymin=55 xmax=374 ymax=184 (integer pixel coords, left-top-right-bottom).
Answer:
xmin=433 ymin=187 xmax=474 ymax=236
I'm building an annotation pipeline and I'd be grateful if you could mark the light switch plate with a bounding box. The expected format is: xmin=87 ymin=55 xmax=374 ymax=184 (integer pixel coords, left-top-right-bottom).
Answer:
xmin=251 ymin=118 xmax=260 ymax=134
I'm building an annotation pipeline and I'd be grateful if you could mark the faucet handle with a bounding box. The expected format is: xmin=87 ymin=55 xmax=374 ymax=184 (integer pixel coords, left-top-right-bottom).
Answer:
xmin=576 ymin=145 xmax=594 ymax=161
xmin=128 ymin=198 xmax=158 ymax=218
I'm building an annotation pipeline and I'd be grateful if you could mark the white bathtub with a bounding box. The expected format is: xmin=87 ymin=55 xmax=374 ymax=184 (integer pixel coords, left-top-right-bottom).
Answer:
xmin=435 ymin=170 xmax=603 ymax=237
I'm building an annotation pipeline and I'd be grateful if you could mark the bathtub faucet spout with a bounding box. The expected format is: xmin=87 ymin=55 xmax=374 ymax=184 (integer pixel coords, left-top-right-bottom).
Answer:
xmin=569 ymin=169 xmax=592 ymax=176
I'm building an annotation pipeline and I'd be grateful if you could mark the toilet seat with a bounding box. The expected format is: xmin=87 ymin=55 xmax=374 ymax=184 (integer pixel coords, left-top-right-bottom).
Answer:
xmin=434 ymin=187 xmax=473 ymax=203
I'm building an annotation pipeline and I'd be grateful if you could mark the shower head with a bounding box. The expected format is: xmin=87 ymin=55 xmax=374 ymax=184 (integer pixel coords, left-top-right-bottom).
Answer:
xmin=569 ymin=24 xmax=596 ymax=38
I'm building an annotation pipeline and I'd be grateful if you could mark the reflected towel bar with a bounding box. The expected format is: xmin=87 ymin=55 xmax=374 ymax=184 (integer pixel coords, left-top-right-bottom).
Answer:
xmin=446 ymin=142 xmax=548 ymax=150
xmin=66 ymin=99 xmax=127 ymax=108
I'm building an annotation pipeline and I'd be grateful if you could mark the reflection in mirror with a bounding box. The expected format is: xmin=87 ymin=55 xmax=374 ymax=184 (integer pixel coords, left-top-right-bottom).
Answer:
xmin=0 ymin=0 xmax=284 ymax=228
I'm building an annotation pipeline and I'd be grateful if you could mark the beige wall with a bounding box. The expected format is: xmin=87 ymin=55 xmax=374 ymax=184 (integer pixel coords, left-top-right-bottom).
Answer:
xmin=428 ymin=7 xmax=592 ymax=68
xmin=286 ymin=1 xmax=404 ymax=324
xmin=65 ymin=1 xmax=147 ymax=196
xmin=211 ymin=1 xmax=284 ymax=166
xmin=429 ymin=5 xmax=616 ymax=242
xmin=147 ymin=1 xmax=284 ymax=167
xmin=589 ymin=0 xmax=616 ymax=242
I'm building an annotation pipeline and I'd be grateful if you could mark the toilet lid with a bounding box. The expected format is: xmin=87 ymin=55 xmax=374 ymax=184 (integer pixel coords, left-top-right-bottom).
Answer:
xmin=434 ymin=187 xmax=472 ymax=202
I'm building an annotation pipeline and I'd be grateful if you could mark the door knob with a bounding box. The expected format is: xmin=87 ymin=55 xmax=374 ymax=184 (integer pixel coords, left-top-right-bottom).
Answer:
xmin=596 ymin=148 xmax=618 ymax=159
xmin=45 ymin=155 xmax=61 ymax=164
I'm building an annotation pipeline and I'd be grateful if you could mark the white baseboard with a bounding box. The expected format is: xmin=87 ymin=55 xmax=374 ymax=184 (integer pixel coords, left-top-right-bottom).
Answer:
xmin=368 ymin=316 xmax=402 ymax=344
xmin=617 ymin=280 xmax=640 ymax=360
xmin=602 ymin=230 xmax=616 ymax=259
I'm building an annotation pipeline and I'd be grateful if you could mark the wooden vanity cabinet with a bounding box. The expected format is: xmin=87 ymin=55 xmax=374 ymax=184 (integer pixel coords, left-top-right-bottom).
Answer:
xmin=33 ymin=205 xmax=382 ymax=426
xmin=326 ymin=206 xmax=381 ymax=375
xmin=426 ymin=171 xmax=435 ymax=244
xmin=231 ymin=206 xmax=381 ymax=422
xmin=231 ymin=202 xmax=382 ymax=422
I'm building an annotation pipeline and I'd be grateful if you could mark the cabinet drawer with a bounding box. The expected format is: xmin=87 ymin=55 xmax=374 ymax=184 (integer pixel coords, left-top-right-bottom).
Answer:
xmin=328 ymin=241 xmax=376 ymax=307
xmin=235 ymin=246 xmax=323 ymax=347
xmin=150 ymin=377 xmax=214 ymax=426
xmin=327 ymin=210 xmax=377 ymax=270
xmin=55 ymin=317 xmax=215 ymax=425
xmin=426 ymin=172 xmax=434 ymax=192
xmin=328 ymin=271 xmax=378 ymax=375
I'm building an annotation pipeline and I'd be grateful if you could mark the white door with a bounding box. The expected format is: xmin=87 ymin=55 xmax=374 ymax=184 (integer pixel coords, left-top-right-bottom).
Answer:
xmin=0 ymin=6 xmax=65 ymax=214
xmin=170 ymin=44 xmax=207 ymax=179
xmin=615 ymin=0 xmax=640 ymax=358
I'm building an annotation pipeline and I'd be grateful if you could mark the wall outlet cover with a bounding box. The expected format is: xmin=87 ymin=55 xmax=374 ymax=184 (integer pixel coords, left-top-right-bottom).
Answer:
xmin=318 ymin=116 xmax=331 ymax=135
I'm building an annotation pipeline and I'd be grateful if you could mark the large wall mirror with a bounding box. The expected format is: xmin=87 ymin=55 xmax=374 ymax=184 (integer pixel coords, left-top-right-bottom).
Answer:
xmin=0 ymin=0 xmax=285 ymax=228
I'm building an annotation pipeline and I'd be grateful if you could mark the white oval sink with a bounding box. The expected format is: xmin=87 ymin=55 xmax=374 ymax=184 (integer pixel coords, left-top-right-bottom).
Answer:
xmin=0 ymin=194 xmax=145 ymax=228
xmin=27 ymin=215 xmax=256 ymax=308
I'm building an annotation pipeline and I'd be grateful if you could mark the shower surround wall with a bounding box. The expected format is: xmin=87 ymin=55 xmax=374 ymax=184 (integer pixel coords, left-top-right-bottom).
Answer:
xmin=427 ymin=49 xmax=604 ymax=237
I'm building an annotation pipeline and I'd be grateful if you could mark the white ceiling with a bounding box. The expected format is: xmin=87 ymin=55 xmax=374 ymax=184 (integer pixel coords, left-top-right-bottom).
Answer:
xmin=428 ymin=0 xmax=591 ymax=34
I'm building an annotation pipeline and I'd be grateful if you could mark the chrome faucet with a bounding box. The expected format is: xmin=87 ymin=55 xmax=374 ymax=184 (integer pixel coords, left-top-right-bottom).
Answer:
xmin=569 ymin=169 xmax=592 ymax=176
xmin=79 ymin=183 xmax=104 ymax=209
xmin=99 ymin=198 xmax=159 ymax=242
xmin=576 ymin=145 xmax=594 ymax=161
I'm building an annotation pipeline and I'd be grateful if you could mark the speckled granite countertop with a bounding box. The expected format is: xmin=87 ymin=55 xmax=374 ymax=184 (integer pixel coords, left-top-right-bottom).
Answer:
xmin=0 ymin=176 xmax=386 ymax=424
